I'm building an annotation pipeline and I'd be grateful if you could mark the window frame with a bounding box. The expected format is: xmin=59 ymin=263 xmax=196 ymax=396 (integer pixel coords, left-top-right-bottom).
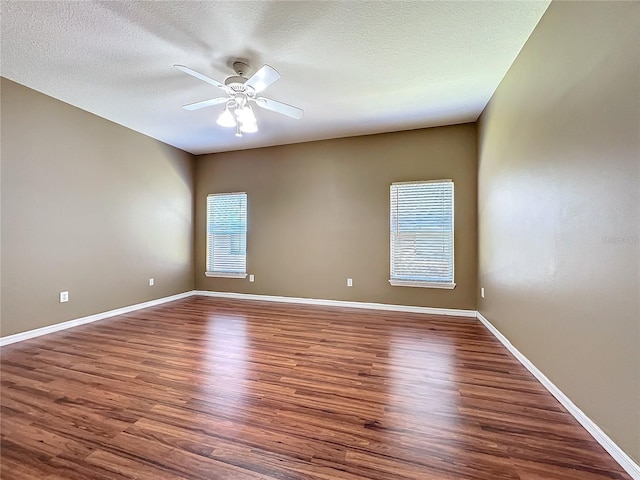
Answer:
xmin=205 ymin=192 xmax=248 ymax=279
xmin=389 ymin=179 xmax=455 ymax=289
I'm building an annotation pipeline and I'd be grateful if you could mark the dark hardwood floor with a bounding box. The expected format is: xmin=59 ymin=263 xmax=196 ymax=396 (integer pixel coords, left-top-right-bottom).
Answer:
xmin=0 ymin=296 xmax=631 ymax=479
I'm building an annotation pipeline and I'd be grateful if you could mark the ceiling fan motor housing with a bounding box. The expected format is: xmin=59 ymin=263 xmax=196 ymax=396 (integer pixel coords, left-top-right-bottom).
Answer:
xmin=225 ymin=76 xmax=249 ymax=92
xmin=225 ymin=61 xmax=255 ymax=93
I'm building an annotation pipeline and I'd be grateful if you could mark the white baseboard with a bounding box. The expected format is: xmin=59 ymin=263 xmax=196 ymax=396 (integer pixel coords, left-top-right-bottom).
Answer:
xmin=0 ymin=291 xmax=195 ymax=347
xmin=476 ymin=311 xmax=640 ymax=480
xmin=1 ymin=291 xmax=473 ymax=348
xmin=193 ymin=290 xmax=477 ymax=317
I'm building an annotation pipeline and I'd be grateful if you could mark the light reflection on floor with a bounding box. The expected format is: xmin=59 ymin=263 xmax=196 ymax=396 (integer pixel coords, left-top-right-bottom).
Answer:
xmin=386 ymin=332 xmax=461 ymax=433
xmin=202 ymin=314 xmax=249 ymax=414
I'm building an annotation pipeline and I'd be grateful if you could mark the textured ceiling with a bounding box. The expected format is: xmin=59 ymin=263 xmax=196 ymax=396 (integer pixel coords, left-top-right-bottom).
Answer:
xmin=1 ymin=1 xmax=550 ymax=155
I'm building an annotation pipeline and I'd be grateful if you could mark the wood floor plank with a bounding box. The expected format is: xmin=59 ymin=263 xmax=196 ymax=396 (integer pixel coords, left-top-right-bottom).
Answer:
xmin=0 ymin=296 xmax=632 ymax=479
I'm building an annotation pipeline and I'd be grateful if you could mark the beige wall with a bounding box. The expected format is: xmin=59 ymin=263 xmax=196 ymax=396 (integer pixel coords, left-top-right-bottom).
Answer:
xmin=195 ymin=125 xmax=477 ymax=310
xmin=478 ymin=1 xmax=639 ymax=463
xmin=1 ymin=78 xmax=195 ymax=337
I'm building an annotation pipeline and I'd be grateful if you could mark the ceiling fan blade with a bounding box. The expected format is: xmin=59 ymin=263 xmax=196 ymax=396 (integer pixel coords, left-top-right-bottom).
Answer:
xmin=255 ymin=97 xmax=304 ymax=119
xmin=245 ymin=65 xmax=281 ymax=93
xmin=182 ymin=97 xmax=229 ymax=111
xmin=174 ymin=65 xmax=230 ymax=93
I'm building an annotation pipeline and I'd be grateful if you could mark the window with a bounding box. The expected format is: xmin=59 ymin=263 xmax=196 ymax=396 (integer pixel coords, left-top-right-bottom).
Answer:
xmin=390 ymin=180 xmax=455 ymax=289
xmin=206 ymin=192 xmax=247 ymax=278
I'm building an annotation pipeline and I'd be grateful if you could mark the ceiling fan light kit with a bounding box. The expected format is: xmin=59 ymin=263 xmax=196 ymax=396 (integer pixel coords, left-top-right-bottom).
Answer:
xmin=216 ymin=104 xmax=236 ymax=128
xmin=176 ymin=60 xmax=303 ymax=138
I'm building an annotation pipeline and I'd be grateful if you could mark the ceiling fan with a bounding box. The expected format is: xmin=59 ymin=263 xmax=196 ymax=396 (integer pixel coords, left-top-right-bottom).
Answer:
xmin=174 ymin=61 xmax=304 ymax=137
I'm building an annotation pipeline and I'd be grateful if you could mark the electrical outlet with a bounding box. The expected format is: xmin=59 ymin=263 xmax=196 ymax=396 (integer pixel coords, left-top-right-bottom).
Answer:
xmin=60 ymin=291 xmax=69 ymax=303
xmin=347 ymin=278 xmax=353 ymax=287
xmin=249 ymin=274 xmax=255 ymax=282
xmin=149 ymin=278 xmax=154 ymax=286
xmin=481 ymin=287 xmax=485 ymax=299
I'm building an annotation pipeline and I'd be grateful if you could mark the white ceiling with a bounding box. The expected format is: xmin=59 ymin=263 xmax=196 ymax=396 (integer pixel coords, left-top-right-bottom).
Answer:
xmin=1 ymin=1 xmax=550 ymax=155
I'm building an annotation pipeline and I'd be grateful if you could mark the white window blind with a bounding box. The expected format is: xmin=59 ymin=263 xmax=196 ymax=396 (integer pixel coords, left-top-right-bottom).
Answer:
xmin=206 ymin=192 xmax=247 ymax=278
xmin=390 ymin=180 xmax=455 ymax=288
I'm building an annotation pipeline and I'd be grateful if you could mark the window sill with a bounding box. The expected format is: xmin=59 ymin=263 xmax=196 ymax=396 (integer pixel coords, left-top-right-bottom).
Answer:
xmin=389 ymin=280 xmax=456 ymax=289
xmin=205 ymin=272 xmax=247 ymax=279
